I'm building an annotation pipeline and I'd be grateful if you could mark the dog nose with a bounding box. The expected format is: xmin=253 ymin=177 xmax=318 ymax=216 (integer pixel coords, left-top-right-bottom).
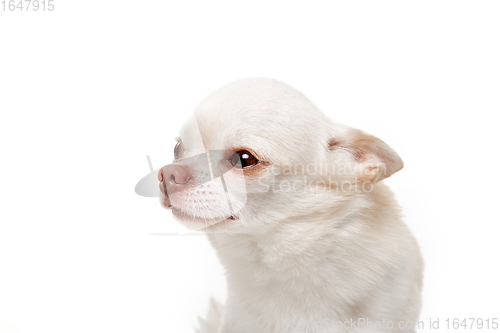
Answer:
xmin=158 ymin=165 xmax=191 ymax=195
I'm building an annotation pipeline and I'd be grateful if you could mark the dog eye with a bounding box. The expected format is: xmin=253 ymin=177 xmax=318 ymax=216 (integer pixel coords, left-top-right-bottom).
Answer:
xmin=174 ymin=141 xmax=182 ymax=159
xmin=230 ymin=151 xmax=259 ymax=168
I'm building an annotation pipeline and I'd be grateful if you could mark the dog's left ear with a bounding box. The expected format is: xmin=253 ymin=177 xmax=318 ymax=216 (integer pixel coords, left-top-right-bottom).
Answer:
xmin=329 ymin=129 xmax=404 ymax=183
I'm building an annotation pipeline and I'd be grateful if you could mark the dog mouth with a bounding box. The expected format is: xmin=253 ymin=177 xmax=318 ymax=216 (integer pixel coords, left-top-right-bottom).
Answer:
xmin=159 ymin=180 xmax=238 ymax=228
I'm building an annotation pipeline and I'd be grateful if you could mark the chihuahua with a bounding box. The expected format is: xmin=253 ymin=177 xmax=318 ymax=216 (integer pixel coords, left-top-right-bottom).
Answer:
xmin=158 ymin=78 xmax=423 ymax=333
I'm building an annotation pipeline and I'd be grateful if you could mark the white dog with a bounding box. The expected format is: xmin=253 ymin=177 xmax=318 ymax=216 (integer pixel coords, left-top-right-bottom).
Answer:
xmin=158 ymin=78 xmax=423 ymax=333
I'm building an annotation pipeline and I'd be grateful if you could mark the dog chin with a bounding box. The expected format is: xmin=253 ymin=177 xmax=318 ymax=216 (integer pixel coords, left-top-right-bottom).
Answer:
xmin=170 ymin=206 xmax=237 ymax=231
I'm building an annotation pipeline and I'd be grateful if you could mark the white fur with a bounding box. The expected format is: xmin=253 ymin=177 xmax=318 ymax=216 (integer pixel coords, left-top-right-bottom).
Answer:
xmin=163 ymin=78 xmax=423 ymax=333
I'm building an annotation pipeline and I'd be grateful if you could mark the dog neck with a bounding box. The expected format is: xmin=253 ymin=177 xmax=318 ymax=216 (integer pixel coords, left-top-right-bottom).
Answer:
xmin=207 ymin=183 xmax=399 ymax=285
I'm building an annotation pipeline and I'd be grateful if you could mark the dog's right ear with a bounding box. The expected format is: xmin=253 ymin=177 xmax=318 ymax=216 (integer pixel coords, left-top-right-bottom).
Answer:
xmin=328 ymin=129 xmax=404 ymax=183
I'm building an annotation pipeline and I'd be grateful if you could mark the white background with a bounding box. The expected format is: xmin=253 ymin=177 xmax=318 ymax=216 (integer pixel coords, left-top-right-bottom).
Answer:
xmin=1 ymin=1 xmax=499 ymax=332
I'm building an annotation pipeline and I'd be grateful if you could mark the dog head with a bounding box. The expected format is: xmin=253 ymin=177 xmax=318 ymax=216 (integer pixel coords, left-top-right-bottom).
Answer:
xmin=159 ymin=78 xmax=403 ymax=233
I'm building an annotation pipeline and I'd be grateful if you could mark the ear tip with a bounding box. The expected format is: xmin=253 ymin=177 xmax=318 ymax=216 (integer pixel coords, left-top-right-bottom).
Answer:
xmin=394 ymin=160 xmax=404 ymax=173
xmin=393 ymin=153 xmax=404 ymax=169
xmin=382 ymin=156 xmax=404 ymax=181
